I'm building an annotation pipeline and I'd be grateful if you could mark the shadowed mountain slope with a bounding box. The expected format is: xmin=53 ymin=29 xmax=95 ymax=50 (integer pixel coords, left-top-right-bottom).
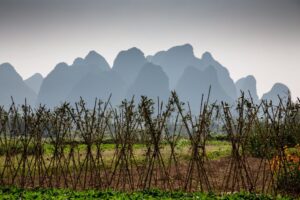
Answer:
xmin=148 ymin=44 xmax=237 ymax=100
xmin=37 ymin=51 xmax=110 ymax=107
xmin=261 ymin=83 xmax=290 ymax=105
xmin=147 ymin=44 xmax=196 ymax=89
xmin=112 ymin=47 xmax=147 ymax=86
xmin=127 ymin=62 xmax=170 ymax=103
xmin=67 ymin=67 xmax=126 ymax=106
xmin=25 ymin=73 xmax=43 ymax=94
xmin=176 ymin=65 xmax=233 ymax=111
xmin=235 ymin=75 xmax=259 ymax=103
xmin=0 ymin=63 xmax=37 ymax=107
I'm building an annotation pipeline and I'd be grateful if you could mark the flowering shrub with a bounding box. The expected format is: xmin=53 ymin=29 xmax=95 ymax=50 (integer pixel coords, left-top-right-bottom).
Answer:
xmin=270 ymin=144 xmax=300 ymax=194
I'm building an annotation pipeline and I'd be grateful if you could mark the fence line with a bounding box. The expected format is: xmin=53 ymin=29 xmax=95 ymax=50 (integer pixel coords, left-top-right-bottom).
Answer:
xmin=0 ymin=92 xmax=299 ymax=195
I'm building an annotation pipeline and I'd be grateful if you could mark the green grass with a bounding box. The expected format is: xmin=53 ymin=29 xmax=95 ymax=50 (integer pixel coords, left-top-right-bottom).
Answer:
xmin=206 ymin=140 xmax=231 ymax=160
xmin=0 ymin=142 xmax=146 ymax=155
xmin=0 ymin=187 xmax=292 ymax=200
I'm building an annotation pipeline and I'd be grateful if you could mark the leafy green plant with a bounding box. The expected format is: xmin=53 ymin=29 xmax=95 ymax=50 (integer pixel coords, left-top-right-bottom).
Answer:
xmin=0 ymin=187 xmax=292 ymax=200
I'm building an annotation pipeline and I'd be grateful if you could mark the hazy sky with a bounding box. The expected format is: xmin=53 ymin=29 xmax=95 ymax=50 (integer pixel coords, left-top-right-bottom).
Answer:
xmin=0 ymin=0 xmax=299 ymax=98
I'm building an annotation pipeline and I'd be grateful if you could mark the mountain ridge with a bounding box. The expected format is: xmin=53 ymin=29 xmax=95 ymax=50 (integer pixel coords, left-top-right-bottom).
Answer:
xmin=0 ymin=63 xmax=37 ymax=107
xmin=0 ymin=45 xmax=292 ymax=108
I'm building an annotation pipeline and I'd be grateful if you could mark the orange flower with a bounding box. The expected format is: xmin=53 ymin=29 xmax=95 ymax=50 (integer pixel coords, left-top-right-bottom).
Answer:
xmin=270 ymin=144 xmax=300 ymax=173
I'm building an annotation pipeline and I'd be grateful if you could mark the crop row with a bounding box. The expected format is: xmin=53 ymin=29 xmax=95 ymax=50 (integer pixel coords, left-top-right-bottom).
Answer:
xmin=0 ymin=92 xmax=299 ymax=195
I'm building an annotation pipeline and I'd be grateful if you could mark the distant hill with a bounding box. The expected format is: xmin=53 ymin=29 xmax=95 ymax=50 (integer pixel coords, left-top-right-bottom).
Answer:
xmin=84 ymin=50 xmax=110 ymax=71
xmin=126 ymin=62 xmax=169 ymax=103
xmin=148 ymin=44 xmax=196 ymax=89
xmin=0 ymin=63 xmax=36 ymax=107
xmin=235 ymin=75 xmax=259 ymax=103
xmin=37 ymin=51 xmax=110 ymax=107
xmin=25 ymin=73 xmax=43 ymax=94
xmin=112 ymin=47 xmax=147 ymax=87
xmin=176 ymin=65 xmax=233 ymax=111
xmin=67 ymin=67 xmax=126 ymax=106
xmin=148 ymin=44 xmax=237 ymax=100
xmin=0 ymin=44 xmax=293 ymax=108
xmin=261 ymin=83 xmax=290 ymax=105
xmin=198 ymin=52 xmax=237 ymax=100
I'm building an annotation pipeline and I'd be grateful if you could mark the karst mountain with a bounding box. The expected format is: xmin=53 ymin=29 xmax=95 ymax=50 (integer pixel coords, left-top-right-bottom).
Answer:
xmin=0 ymin=44 xmax=291 ymax=110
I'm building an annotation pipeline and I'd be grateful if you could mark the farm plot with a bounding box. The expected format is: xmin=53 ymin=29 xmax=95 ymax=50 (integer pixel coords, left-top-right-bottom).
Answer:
xmin=0 ymin=93 xmax=299 ymax=196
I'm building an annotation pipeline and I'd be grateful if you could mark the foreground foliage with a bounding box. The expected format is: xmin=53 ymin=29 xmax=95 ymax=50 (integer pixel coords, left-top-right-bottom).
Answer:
xmin=0 ymin=187 xmax=293 ymax=200
xmin=271 ymin=145 xmax=300 ymax=194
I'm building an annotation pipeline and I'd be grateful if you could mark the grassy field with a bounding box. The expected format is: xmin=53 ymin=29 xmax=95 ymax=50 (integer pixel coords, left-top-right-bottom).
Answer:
xmin=0 ymin=138 xmax=232 ymax=165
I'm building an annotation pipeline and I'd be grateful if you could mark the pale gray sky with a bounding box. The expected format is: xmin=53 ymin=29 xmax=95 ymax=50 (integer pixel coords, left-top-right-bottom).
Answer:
xmin=0 ymin=0 xmax=299 ymax=98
